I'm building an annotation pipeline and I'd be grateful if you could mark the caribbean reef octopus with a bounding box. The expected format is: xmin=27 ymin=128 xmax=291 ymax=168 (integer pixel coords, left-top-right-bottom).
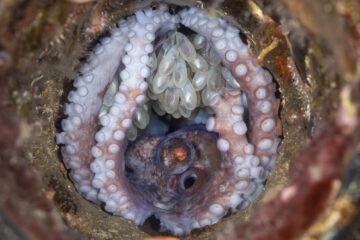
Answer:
xmin=56 ymin=5 xmax=281 ymax=236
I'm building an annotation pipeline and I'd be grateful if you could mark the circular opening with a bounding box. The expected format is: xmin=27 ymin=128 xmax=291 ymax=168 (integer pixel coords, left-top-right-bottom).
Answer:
xmin=3 ymin=0 xmax=359 ymax=239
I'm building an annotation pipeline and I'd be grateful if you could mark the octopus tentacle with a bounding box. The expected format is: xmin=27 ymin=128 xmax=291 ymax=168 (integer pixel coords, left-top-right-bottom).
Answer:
xmin=56 ymin=18 xmax=133 ymax=201
xmin=180 ymin=7 xmax=281 ymax=168
xmin=207 ymin=89 xmax=266 ymax=207
xmin=89 ymin=7 xmax=179 ymax=223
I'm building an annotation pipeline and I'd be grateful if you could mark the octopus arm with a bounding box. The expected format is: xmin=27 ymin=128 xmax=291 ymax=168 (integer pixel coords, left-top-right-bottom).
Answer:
xmin=180 ymin=7 xmax=281 ymax=168
xmin=56 ymin=18 xmax=133 ymax=202
xmin=89 ymin=6 xmax=179 ymax=224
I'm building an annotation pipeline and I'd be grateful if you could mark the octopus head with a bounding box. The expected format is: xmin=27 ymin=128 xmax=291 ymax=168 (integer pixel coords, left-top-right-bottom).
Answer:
xmin=125 ymin=125 xmax=224 ymax=214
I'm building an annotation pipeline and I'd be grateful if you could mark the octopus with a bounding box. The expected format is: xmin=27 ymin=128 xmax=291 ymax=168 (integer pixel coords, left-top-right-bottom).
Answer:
xmin=56 ymin=5 xmax=281 ymax=236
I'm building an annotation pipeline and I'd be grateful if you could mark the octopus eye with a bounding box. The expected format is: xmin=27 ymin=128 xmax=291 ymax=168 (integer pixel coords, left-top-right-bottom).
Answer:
xmin=180 ymin=168 xmax=208 ymax=195
xmin=182 ymin=172 xmax=197 ymax=190
xmin=156 ymin=136 xmax=195 ymax=174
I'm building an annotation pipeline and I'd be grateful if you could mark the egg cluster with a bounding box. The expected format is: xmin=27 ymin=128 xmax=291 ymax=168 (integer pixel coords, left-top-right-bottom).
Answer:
xmin=99 ymin=30 xmax=242 ymax=141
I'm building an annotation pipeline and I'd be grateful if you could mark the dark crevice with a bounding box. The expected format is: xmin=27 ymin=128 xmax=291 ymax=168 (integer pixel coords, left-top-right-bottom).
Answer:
xmin=239 ymin=32 xmax=248 ymax=44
